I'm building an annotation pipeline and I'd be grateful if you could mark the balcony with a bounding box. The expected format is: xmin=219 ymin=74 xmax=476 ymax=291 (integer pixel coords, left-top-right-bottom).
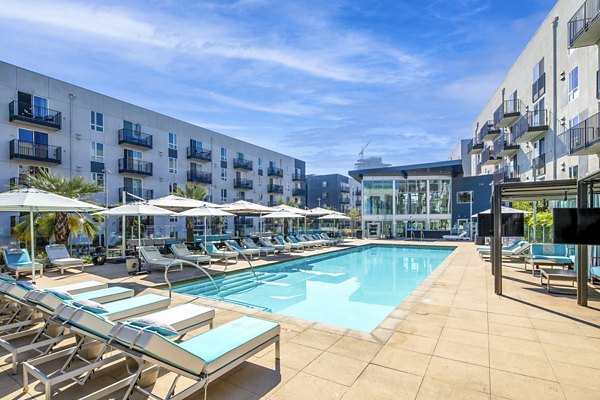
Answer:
xmin=267 ymin=184 xmax=283 ymax=194
xmin=493 ymin=133 xmax=520 ymax=158
xmin=569 ymin=112 xmax=600 ymax=155
xmin=340 ymin=198 xmax=350 ymax=205
xmin=532 ymin=154 xmax=546 ymax=177
xmin=118 ymin=129 xmax=153 ymax=149
xmin=233 ymin=178 xmax=253 ymax=189
xmin=568 ymin=0 xmax=600 ymax=48
xmin=356 ymin=200 xmax=362 ymax=206
xmin=511 ymin=110 xmax=550 ymax=144
xmin=187 ymin=170 xmax=212 ymax=184
xmin=267 ymin=166 xmax=283 ymax=177
xmin=481 ymin=146 xmax=501 ymax=166
xmin=292 ymin=172 xmax=303 ymax=181
xmin=9 ymin=140 xmax=61 ymax=164
xmin=187 ymin=147 xmax=211 ymax=162
xmin=493 ymin=99 xmax=523 ymax=128
xmin=9 ymin=101 xmax=61 ymax=130
xmin=340 ymin=185 xmax=350 ymax=193
xmin=9 ymin=176 xmax=30 ymax=188
xmin=118 ymin=158 xmax=153 ymax=176
xmin=468 ymin=137 xmax=484 ymax=155
xmin=478 ymin=120 xmax=501 ymax=142
xmin=233 ymin=158 xmax=253 ymax=171
xmin=119 ymin=187 xmax=154 ymax=200
xmin=292 ymin=188 xmax=306 ymax=196
xmin=493 ymin=166 xmax=520 ymax=185
xmin=532 ymin=72 xmax=546 ymax=103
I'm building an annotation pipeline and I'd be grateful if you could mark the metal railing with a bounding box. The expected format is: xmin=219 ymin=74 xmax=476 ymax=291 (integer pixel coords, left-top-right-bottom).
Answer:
xmin=233 ymin=178 xmax=253 ymax=189
xmin=9 ymin=100 xmax=62 ymax=130
xmin=187 ymin=170 xmax=212 ymax=184
xmin=118 ymin=158 xmax=153 ymax=175
xmin=493 ymin=165 xmax=520 ymax=184
xmin=568 ymin=0 xmax=600 ymax=47
xmin=187 ymin=147 xmax=211 ymax=161
xmin=292 ymin=172 xmax=303 ymax=181
xmin=267 ymin=166 xmax=283 ymax=177
xmin=267 ymin=184 xmax=283 ymax=193
xmin=569 ymin=112 xmax=600 ymax=154
xmin=511 ymin=109 xmax=550 ymax=142
xmin=164 ymin=259 xmax=221 ymax=299
xmin=478 ymin=120 xmax=499 ymax=141
xmin=292 ymin=188 xmax=305 ymax=196
xmin=493 ymin=99 xmax=523 ymax=126
xmin=119 ymin=187 xmax=153 ymax=200
xmin=233 ymin=158 xmax=253 ymax=170
xmin=9 ymin=140 xmax=62 ymax=164
xmin=118 ymin=128 xmax=153 ymax=148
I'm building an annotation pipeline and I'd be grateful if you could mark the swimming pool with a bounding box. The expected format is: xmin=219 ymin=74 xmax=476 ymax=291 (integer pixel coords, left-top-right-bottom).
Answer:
xmin=170 ymin=244 xmax=455 ymax=332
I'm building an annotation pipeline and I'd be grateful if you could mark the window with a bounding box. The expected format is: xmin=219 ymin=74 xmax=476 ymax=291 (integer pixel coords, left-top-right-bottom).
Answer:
xmin=258 ymin=158 xmax=263 ymax=169
xmin=569 ymin=166 xmax=579 ymax=179
xmin=18 ymin=128 xmax=48 ymax=145
xmin=90 ymin=111 xmax=104 ymax=132
xmin=456 ymin=191 xmax=472 ymax=204
xmin=169 ymin=182 xmax=178 ymax=194
xmin=322 ymin=181 xmax=328 ymax=188
xmin=168 ymin=133 xmax=177 ymax=150
xmin=533 ymin=58 xmax=544 ymax=81
xmin=569 ymin=116 xmax=580 ymax=129
xmin=90 ymin=142 xmax=104 ymax=163
xmin=125 ymin=149 xmax=143 ymax=161
xmin=568 ymin=66 xmax=579 ymax=102
xmin=221 ymin=167 xmax=227 ymax=181
xmin=170 ymin=216 xmax=178 ymax=223
xmin=168 ymin=157 xmax=177 ymax=173
xmin=220 ymin=147 xmax=227 ymax=162
xmin=220 ymin=189 xmax=227 ymax=202
xmin=92 ymin=172 xmax=105 ymax=187
xmin=236 ymin=152 xmax=244 ymax=160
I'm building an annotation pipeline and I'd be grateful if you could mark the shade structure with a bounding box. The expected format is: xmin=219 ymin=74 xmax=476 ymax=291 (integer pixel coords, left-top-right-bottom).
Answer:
xmin=222 ymin=200 xmax=275 ymax=235
xmin=96 ymin=202 xmax=174 ymax=254
xmin=0 ymin=188 xmax=104 ymax=282
xmin=319 ymin=212 xmax=350 ymax=234
xmin=261 ymin=209 xmax=303 ymax=236
xmin=275 ymin=205 xmax=311 ymax=232
xmin=307 ymin=207 xmax=336 ymax=217
xmin=148 ymin=195 xmax=222 ymax=211
xmin=177 ymin=206 xmax=235 ymax=244
xmin=471 ymin=206 xmax=532 ymax=218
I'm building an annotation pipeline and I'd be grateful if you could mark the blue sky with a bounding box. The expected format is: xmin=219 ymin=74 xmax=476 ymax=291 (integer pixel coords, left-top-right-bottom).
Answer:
xmin=0 ymin=0 xmax=556 ymax=174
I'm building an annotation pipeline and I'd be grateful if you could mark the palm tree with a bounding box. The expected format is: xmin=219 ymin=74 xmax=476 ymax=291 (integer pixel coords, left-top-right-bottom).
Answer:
xmin=16 ymin=170 xmax=103 ymax=245
xmin=175 ymin=182 xmax=208 ymax=242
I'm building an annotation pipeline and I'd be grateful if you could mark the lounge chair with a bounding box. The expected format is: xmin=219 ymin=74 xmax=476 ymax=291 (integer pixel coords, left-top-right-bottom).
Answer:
xmin=90 ymin=316 xmax=280 ymax=400
xmin=200 ymin=242 xmax=238 ymax=265
xmin=477 ymin=240 xmax=525 ymax=253
xmin=479 ymin=241 xmax=530 ymax=259
xmin=171 ymin=243 xmax=211 ymax=266
xmin=442 ymin=231 xmax=470 ymax=241
xmin=281 ymin=236 xmax=306 ymax=251
xmin=225 ymin=240 xmax=261 ymax=260
xmin=528 ymin=244 xmax=574 ymax=275
xmin=320 ymin=233 xmax=341 ymax=245
xmin=305 ymin=234 xmax=328 ymax=246
xmin=294 ymin=235 xmax=320 ymax=248
xmin=259 ymin=238 xmax=291 ymax=254
xmin=139 ymin=246 xmax=182 ymax=272
xmin=243 ymin=238 xmax=274 ymax=256
xmin=2 ymin=248 xmax=44 ymax=279
xmin=23 ymin=301 xmax=215 ymax=399
xmin=591 ymin=266 xmax=600 ymax=285
xmin=45 ymin=244 xmax=85 ymax=274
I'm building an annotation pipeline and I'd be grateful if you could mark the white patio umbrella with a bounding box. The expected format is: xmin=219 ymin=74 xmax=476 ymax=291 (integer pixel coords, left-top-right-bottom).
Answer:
xmin=471 ymin=206 xmax=532 ymax=218
xmin=96 ymin=202 xmax=174 ymax=255
xmin=276 ymin=205 xmax=310 ymax=233
xmin=0 ymin=188 xmax=104 ymax=282
xmin=261 ymin=209 xmax=303 ymax=236
xmin=223 ymin=200 xmax=276 ymax=235
xmin=177 ymin=206 xmax=235 ymax=245
xmin=148 ymin=194 xmax=222 ymax=211
xmin=319 ymin=212 xmax=351 ymax=234
xmin=308 ymin=207 xmax=336 ymax=217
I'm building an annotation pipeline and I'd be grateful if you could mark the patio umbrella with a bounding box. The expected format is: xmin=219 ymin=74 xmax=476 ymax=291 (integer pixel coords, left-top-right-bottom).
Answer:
xmin=148 ymin=194 xmax=222 ymax=211
xmin=276 ymin=205 xmax=310 ymax=233
xmin=0 ymin=188 xmax=104 ymax=282
xmin=177 ymin=206 xmax=234 ymax=245
xmin=261 ymin=209 xmax=303 ymax=236
xmin=223 ymin=200 xmax=276 ymax=235
xmin=308 ymin=207 xmax=336 ymax=217
xmin=96 ymin=202 xmax=174 ymax=255
xmin=471 ymin=206 xmax=532 ymax=218
xmin=319 ymin=212 xmax=351 ymax=234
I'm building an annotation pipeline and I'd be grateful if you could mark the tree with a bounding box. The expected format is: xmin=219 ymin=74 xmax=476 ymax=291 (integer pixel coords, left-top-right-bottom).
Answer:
xmin=175 ymin=182 xmax=208 ymax=242
xmin=17 ymin=170 xmax=103 ymax=245
xmin=346 ymin=207 xmax=362 ymax=236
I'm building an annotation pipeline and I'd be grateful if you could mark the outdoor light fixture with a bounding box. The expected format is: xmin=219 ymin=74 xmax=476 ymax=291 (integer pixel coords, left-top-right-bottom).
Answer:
xmin=560 ymin=71 xmax=566 ymax=81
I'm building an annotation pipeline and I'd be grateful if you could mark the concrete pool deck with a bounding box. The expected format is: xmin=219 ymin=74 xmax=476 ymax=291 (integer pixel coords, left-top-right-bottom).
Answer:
xmin=1 ymin=240 xmax=599 ymax=399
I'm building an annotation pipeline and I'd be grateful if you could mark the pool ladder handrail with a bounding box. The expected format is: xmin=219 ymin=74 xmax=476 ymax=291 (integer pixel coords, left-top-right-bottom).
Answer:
xmin=230 ymin=247 xmax=259 ymax=280
xmin=164 ymin=259 xmax=222 ymax=300
xmin=409 ymin=230 xmax=424 ymax=241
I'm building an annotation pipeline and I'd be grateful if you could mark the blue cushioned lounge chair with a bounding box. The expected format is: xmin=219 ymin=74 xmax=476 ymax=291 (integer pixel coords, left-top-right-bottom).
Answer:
xmin=2 ymin=248 xmax=44 ymax=279
xmin=528 ymin=244 xmax=574 ymax=275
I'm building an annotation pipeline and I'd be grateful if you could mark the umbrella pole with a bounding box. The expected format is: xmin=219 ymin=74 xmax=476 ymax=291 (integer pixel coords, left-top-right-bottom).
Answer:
xmin=30 ymin=211 xmax=35 ymax=283
xmin=138 ymin=215 xmax=142 ymax=250
xmin=204 ymin=216 xmax=207 ymax=245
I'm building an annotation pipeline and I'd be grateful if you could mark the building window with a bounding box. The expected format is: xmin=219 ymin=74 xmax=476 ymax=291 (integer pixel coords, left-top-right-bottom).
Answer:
xmin=169 ymin=182 xmax=178 ymax=194
xmin=429 ymin=180 xmax=451 ymax=214
xmin=456 ymin=191 xmax=472 ymax=204
xmin=221 ymin=147 xmax=227 ymax=162
xmin=221 ymin=167 xmax=227 ymax=181
xmin=92 ymin=172 xmax=104 ymax=187
xmin=258 ymin=158 xmax=263 ymax=169
xmin=322 ymin=181 xmax=327 ymax=188
xmin=170 ymin=216 xmax=178 ymax=223
xmin=90 ymin=111 xmax=104 ymax=132
xmin=569 ymin=166 xmax=578 ymax=179
xmin=429 ymin=220 xmax=450 ymax=231
xmin=568 ymin=66 xmax=579 ymax=102
xmin=168 ymin=133 xmax=177 ymax=150
xmin=569 ymin=116 xmax=580 ymax=129
xmin=90 ymin=142 xmax=104 ymax=163
xmin=395 ymin=179 xmax=426 ymax=215
xmin=220 ymin=189 xmax=227 ymax=202
xmin=19 ymin=128 xmax=48 ymax=145
xmin=168 ymin=157 xmax=177 ymax=173
xmin=365 ymin=180 xmax=394 ymax=215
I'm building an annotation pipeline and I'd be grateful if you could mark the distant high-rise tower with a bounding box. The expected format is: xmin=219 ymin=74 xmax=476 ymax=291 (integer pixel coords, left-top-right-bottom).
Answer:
xmin=354 ymin=157 xmax=390 ymax=170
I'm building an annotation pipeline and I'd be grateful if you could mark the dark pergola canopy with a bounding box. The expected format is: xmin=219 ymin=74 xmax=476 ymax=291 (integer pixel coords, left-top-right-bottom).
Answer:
xmin=497 ymin=180 xmax=578 ymax=202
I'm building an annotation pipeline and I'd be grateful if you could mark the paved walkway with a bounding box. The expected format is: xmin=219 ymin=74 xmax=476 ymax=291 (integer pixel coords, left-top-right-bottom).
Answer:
xmin=0 ymin=241 xmax=599 ymax=399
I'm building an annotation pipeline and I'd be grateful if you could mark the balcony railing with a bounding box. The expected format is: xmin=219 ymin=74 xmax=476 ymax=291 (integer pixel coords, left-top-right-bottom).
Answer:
xmin=340 ymin=198 xmax=350 ymax=205
xmin=9 ymin=100 xmax=62 ymax=130
xmin=187 ymin=147 xmax=211 ymax=162
xmin=493 ymin=99 xmax=523 ymax=128
xmin=492 ymin=133 xmax=519 ymax=157
xmin=267 ymin=166 xmax=283 ymax=177
xmin=356 ymin=200 xmax=362 ymax=206
xmin=532 ymin=154 xmax=546 ymax=177
xmin=481 ymin=146 xmax=500 ymax=166
xmin=118 ymin=129 xmax=153 ymax=149
xmin=292 ymin=172 xmax=303 ymax=181
xmin=478 ymin=120 xmax=501 ymax=142
xmin=119 ymin=187 xmax=154 ymax=200
xmin=493 ymin=165 xmax=520 ymax=185
xmin=532 ymin=73 xmax=546 ymax=103
xmin=9 ymin=140 xmax=62 ymax=164
xmin=569 ymin=112 xmax=600 ymax=155
xmin=118 ymin=158 xmax=153 ymax=176
xmin=267 ymin=200 xmax=280 ymax=207
xmin=468 ymin=137 xmax=484 ymax=155
xmin=292 ymin=188 xmax=306 ymax=196
xmin=233 ymin=158 xmax=253 ymax=170
xmin=511 ymin=109 xmax=550 ymax=143
xmin=568 ymin=0 xmax=600 ymax=48
xmin=355 ymin=189 xmax=362 ymax=196
xmin=267 ymin=183 xmax=283 ymax=193
xmin=233 ymin=178 xmax=253 ymax=189
xmin=187 ymin=170 xmax=212 ymax=184
xmin=9 ymin=176 xmax=30 ymax=188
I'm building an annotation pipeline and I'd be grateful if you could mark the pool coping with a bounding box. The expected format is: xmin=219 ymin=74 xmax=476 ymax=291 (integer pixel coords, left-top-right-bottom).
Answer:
xmin=167 ymin=242 xmax=460 ymax=343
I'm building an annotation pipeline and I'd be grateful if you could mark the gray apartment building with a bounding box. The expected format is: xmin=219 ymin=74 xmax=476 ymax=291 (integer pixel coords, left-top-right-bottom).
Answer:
xmin=306 ymin=174 xmax=360 ymax=212
xmin=0 ymin=61 xmax=306 ymax=242
xmin=468 ymin=0 xmax=600 ymax=185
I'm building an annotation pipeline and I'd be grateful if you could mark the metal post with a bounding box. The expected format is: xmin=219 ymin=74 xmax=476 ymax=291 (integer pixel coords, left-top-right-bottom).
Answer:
xmin=469 ymin=191 xmax=473 ymax=239
xmin=577 ymin=181 xmax=588 ymax=306
xmin=30 ymin=211 xmax=36 ymax=284
xmin=552 ymin=16 xmax=559 ymax=180
xmin=493 ymin=186 xmax=503 ymax=295
xmin=122 ymin=190 xmax=126 ymax=257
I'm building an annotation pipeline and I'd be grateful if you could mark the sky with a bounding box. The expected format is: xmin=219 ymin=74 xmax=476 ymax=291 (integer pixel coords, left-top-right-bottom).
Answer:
xmin=0 ymin=0 xmax=556 ymax=175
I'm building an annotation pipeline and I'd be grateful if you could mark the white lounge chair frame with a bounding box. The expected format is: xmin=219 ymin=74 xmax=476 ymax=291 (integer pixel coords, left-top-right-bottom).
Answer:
xmin=45 ymin=244 xmax=85 ymax=274
xmin=171 ymin=243 xmax=212 ymax=267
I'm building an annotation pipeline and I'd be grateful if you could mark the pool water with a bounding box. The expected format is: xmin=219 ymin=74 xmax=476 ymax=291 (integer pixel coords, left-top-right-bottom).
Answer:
xmin=171 ymin=244 xmax=455 ymax=332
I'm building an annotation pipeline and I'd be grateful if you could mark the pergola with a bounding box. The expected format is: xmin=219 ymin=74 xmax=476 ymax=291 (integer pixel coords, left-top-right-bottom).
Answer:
xmin=490 ymin=178 xmax=595 ymax=306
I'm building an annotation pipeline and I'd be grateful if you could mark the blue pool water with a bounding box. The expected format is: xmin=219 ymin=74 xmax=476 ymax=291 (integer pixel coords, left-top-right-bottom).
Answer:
xmin=171 ymin=245 xmax=455 ymax=332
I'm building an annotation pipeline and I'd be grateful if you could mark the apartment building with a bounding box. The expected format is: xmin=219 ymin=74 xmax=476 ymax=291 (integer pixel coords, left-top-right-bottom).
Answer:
xmin=0 ymin=61 xmax=306 ymax=241
xmin=468 ymin=0 xmax=600 ymax=184
xmin=306 ymin=174 xmax=360 ymax=212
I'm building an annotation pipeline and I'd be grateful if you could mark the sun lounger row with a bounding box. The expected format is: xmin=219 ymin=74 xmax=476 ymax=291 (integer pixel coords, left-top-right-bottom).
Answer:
xmin=2 ymin=244 xmax=84 ymax=279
